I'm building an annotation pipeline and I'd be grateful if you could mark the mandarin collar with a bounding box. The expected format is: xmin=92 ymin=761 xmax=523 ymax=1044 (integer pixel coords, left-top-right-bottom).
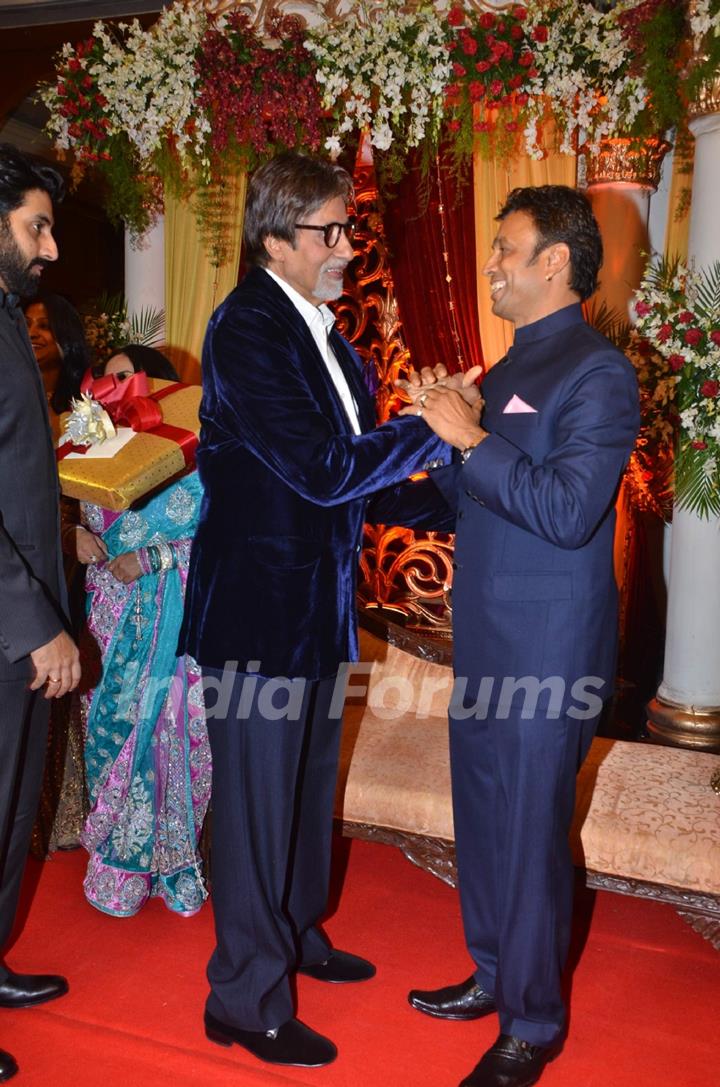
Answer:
xmin=513 ymin=303 xmax=584 ymax=347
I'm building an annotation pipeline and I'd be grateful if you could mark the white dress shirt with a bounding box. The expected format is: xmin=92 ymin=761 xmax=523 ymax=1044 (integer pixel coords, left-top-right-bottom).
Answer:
xmin=266 ymin=268 xmax=362 ymax=435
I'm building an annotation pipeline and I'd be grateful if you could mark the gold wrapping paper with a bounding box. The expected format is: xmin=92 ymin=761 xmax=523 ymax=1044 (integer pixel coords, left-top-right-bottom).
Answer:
xmin=57 ymin=379 xmax=201 ymax=511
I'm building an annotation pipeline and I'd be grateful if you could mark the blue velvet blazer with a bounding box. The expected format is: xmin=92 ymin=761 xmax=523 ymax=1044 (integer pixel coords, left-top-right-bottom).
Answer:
xmin=178 ymin=267 xmax=448 ymax=679
xmin=432 ymin=304 xmax=640 ymax=714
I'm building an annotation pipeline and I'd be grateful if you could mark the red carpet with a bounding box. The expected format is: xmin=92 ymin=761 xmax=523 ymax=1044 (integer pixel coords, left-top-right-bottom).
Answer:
xmin=4 ymin=838 xmax=718 ymax=1086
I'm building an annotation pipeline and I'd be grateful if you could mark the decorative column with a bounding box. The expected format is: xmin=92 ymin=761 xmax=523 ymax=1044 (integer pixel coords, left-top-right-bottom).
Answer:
xmin=584 ymin=137 xmax=670 ymax=319
xmin=123 ymin=215 xmax=165 ymax=335
xmin=647 ymin=82 xmax=720 ymax=751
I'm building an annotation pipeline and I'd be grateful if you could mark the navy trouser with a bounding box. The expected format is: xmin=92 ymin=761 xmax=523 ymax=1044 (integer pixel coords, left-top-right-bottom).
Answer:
xmin=202 ymin=668 xmax=343 ymax=1032
xmin=449 ymin=705 xmax=598 ymax=1047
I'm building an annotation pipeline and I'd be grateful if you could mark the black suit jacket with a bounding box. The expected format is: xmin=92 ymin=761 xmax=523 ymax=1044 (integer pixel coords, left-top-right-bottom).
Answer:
xmin=0 ymin=293 xmax=66 ymax=681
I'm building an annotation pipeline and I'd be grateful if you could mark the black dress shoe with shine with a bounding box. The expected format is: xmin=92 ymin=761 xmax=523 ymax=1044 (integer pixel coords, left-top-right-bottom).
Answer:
xmin=0 ymin=1050 xmax=17 ymax=1083
xmin=459 ymin=1033 xmax=554 ymax=1087
xmin=0 ymin=972 xmax=68 ymax=1009
xmin=297 ymin=948 xmax=376 ymax=983
xmin=408 ymin=976 xmax=496 ymax=1020
xmin=204 ymin=1011 xmax=337 ymax=1067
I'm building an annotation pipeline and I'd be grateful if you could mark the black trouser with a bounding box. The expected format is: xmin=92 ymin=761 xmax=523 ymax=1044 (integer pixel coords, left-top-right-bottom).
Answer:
xmin=202 ymin=668 xmax=343 ymax=1032
xmin=0 ymin=681 xmax=50 ymax=979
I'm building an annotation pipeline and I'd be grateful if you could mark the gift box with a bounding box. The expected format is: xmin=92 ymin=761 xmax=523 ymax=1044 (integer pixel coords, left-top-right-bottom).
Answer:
xmin=57 ymin=377 xmax=201 ymax=511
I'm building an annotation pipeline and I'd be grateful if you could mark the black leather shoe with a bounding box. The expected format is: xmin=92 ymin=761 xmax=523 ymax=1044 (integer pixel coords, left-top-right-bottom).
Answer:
xmin=297 ymin=949 xmax=376 ymax=983
xmin=0 ymin=972 xmax=68 ymax=1009
xmin=408 ymin=976 xmax=496 ymax=1020
xmin=0 ymin=1050 xmax=18 ymax=1083
xmin=204 ymin=1011 xmax=337 ymax=1067
xmin=459 ymin=1034 xmax=554 ymax=1087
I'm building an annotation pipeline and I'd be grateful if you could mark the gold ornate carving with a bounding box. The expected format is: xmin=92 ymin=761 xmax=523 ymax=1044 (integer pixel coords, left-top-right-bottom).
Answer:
xmin=584 ymin=137 xmax=672 ymax=191
xmin=688 ymin=76 xmax=720 ymax=121
xmin=197 ymin=0 xmax=514 ymax=32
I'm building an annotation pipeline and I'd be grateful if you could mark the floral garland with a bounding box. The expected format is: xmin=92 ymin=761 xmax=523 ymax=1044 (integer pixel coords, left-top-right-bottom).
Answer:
xmin=633 ymin=259 xmax=720 ymax=518
xmin=306 ymin=1 xmax=451 ymax=173
xmin=39 ymin=0 xmax=696 ymax=233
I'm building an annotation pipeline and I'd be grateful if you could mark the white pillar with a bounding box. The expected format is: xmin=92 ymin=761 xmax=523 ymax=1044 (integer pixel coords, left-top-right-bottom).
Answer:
xmin=123 ymin=215 xmax=165 ymax=336
xmin=647 ymin=111 xmax=720 ymax=750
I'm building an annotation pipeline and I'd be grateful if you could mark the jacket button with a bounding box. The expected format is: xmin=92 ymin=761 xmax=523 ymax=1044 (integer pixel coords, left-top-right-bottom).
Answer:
xmin=457 ymin=510 xmax=464 ymax=520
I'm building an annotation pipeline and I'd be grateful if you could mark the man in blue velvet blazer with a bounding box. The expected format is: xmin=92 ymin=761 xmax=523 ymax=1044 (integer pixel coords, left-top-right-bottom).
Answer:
xmin=403 ymin=187 xmax=640 ymax=1087
xmin=178 ymin=153 xmax=453 ymax=1069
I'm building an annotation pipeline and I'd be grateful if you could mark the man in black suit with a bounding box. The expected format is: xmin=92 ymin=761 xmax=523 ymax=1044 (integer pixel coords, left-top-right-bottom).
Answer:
xmin=0 ymin=143 xmax=81 ymax=1083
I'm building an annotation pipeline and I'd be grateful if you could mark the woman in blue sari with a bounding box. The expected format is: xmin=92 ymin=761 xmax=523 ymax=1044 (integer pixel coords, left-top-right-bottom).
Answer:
xmin=76 ymin=346 xmax=210 ymax=917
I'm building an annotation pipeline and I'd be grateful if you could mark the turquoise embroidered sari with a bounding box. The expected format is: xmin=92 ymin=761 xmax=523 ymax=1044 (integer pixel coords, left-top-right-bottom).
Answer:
xmin=80 ymin=472 xmax=210 ymax=916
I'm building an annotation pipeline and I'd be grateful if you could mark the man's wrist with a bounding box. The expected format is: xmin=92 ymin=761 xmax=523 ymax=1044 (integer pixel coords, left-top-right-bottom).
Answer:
xmin=456 ymin=427 xmax=487 ymax=461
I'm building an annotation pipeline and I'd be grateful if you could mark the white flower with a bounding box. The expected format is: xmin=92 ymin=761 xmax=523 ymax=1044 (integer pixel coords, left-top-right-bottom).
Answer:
xmin=306 ymin=1 xmax=451 ymax=156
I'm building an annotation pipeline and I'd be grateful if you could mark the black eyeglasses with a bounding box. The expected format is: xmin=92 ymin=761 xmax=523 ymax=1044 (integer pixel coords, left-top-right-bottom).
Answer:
xmin=294 ymin=219 xmax=357 ymax=249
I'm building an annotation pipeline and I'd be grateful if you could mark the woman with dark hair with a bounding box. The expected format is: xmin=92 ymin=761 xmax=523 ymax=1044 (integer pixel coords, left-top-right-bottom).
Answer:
xmin=68 ymin=345 xmax=210 ymax=917
xmin=24 ymin=293 xmax=91 ymax=439
xmin=95 ymin=342 xmax=180 ymax=383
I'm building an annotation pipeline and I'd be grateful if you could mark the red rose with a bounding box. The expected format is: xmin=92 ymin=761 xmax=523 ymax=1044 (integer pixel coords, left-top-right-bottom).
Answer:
xmin=67 ymin=58 xmax=81 ymax=72
xmin=82 ymin=74 xmax=93 ymax=90
xmin=678 ymin=310 xmax=694 ymax=324
xmin=684 ymin=328 xmax=703 ymax=346
xmin=634 ymin=299 xmax=652 ymax=316
xmin=448 ymin=5 xmax=465 ymax=27
xmin=475 ymin=59 xmax=492 ymax=73
xmin=461 ymin=35 xmax=478 ymax=56
xmin=710 ymin=330 xmax=720 ymax=346
xmin=511 ymin=25 xmax=524 ymax=40
xmin=445 ymin=83 xmax=461 ymax=99
xmin=532 ymin=25 xmax=549 ymax=43
xmin=497 ymin=22 xmax=506 ymax=34
xmin=657 ymin=323 xmax=672 ymax=342
xmin=528 ymin=68 xmax=539 ymax=78
xmin=509 ymin=74 xmax=524 ymax=90
xmin=469 ymin=81 xmax=486 ymax=101
xmin=519 ymin=51 xmax=534 ymax=67
xmin=452 ymin=62 xmax=467 ymax=78
xmin=668 ymin=354 xmax=686 ymax=371
xmin=701 ymin=380 xmax=719 ymax=397
xmin=480 ymin=13 xmax=496 ymax=30
xmin=490 ymin=79 xmax=503 ymax=97
xmin=692 ymin=440 xmax=708 ymax=450
xmin=515 ymin=92 xmax=529 ymax=106
xmin=513 ymin=5 xmax=527 ymax=20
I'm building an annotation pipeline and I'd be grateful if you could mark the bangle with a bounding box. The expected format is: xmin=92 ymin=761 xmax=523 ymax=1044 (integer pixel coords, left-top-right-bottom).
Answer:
xmin=156 ymin=539 xmax=175 ymax=572
xmin=136 ymin=547 xmax=152 ymax=576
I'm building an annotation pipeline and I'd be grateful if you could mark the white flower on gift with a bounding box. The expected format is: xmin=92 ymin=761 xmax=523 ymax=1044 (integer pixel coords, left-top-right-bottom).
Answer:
xmin=63 ymin=394 xmax=117 ymax=446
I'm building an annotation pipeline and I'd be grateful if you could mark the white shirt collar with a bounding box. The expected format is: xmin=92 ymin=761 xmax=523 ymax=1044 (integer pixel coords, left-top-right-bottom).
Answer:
xmin=265 ymin=267 xmax=336 ymax=336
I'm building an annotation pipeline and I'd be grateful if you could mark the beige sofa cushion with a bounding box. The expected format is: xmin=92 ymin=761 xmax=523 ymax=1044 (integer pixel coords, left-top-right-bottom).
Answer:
xmin=336 ymin=629 xmax=720 ymax=896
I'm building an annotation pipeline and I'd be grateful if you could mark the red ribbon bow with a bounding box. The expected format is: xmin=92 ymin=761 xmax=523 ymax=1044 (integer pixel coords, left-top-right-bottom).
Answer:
xmin=61 ymin=371 xmax=198 ymax=468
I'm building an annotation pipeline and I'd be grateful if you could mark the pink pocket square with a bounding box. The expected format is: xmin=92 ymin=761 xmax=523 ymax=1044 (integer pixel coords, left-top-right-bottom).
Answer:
xmin=503 ymin=394 xmax=537 ymax=414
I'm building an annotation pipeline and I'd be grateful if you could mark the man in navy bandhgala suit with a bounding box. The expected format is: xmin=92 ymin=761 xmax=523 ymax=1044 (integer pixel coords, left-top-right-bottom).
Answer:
xmin=404 ymin=186 xmax=640 ymax=1087
xmin=178 ymin=152 xmax=454 ymax=1069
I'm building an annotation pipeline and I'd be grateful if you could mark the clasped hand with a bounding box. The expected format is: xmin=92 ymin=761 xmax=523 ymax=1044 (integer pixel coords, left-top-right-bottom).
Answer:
xmin=395 ymin=363 xmax=486 ymax=449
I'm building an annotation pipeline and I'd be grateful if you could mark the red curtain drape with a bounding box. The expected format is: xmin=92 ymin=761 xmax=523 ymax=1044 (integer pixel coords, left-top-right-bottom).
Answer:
xmin=379 ymin=152 xmax=484 ymax=376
